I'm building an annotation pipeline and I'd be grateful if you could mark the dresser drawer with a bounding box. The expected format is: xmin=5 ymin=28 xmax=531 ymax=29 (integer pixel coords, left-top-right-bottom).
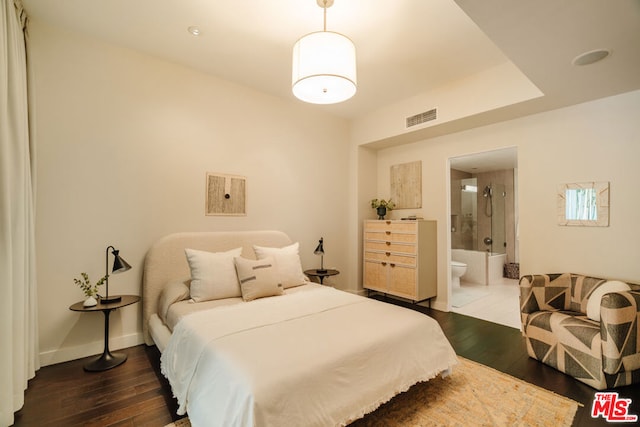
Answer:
xmin=364 ymin=231 xmax=417 ymax=243
xmin=363 ymin=250 xmax=416 ymax=266
xmin=364 ymin=240 xmax=417 ymax=255
xmin=364 ymin=220 xmax=417 ymax=233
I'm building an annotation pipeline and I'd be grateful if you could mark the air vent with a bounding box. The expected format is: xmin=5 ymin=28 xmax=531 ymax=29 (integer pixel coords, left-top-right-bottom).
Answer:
xmin=406 ymin=108 xmax=437 ymax=128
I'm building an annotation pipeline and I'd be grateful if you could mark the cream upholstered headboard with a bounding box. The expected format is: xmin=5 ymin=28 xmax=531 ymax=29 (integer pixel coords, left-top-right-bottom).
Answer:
xmin=142 ymin=230 xmax=293 ymax=345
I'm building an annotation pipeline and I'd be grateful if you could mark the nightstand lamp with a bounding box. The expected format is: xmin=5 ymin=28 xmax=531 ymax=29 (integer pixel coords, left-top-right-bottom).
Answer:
xmin=102 ymin=245 xmax=132 ymax=304
xmin=313 ymin=237 xmax=327 ymax=274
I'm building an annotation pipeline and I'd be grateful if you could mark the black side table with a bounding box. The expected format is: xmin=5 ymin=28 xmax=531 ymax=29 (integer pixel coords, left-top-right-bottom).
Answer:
xmin=69 ymin=295 xmax=141 ymax=372
xmin=304 ymin=269 xmax=340 ymax=285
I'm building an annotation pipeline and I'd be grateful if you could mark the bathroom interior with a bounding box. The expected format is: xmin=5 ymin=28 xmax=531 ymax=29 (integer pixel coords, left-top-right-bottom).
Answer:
xmin=449 ymin=147 xmax=521 ymax=329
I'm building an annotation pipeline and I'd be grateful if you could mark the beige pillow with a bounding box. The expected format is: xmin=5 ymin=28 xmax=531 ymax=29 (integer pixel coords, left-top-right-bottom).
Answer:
xmin=185 ymin=247 xmax=242 ymax=302
xmin=234 ymin=256 xmax=283 ymax=301
xmin=253 ymin=242 xmax=307 ymax=288
xmin=586 ymin=280 xmax=631 ymax=321
xmin=157 ymin=280 xmax=190 ymax=323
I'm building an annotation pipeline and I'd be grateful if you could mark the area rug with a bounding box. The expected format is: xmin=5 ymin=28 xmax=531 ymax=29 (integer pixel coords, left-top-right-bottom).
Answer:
xmin=164 ymin=357 xmax=579 ymax=427
xmin=451 ymin=286 xmax=490 ymax=308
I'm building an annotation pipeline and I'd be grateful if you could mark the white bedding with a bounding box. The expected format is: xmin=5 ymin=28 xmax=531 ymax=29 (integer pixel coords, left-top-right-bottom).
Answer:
xmin=161 ymin=285 xmax=458 ymax=427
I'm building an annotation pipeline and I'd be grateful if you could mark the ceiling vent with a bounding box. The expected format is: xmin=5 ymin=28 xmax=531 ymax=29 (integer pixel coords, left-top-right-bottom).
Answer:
xmin=406 ymin=108 xmax=437 ymax=128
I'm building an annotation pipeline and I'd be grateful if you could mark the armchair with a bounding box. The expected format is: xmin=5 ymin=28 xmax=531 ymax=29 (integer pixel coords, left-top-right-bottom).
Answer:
xmin=520 ymin=273 xmax=640 ymax=390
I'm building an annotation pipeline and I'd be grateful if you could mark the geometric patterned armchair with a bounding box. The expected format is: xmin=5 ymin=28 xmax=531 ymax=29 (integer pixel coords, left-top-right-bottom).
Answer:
xmin=520 ymin=273 xmax=640 ymax=390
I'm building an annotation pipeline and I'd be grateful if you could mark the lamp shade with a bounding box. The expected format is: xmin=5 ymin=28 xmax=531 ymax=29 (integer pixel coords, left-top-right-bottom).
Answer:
xmin=292 ymin=31 xmax=357 ymax=104
xmin=102 ymin=246 xmax=132 ymax=304
xmin=314 ymin=238 xmax=325 ymax=255
xmin=111 ymin=249 xmax=131 ymax=274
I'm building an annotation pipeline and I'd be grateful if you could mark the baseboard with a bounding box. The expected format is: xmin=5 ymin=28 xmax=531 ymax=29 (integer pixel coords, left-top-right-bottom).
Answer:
xmin=39 ymin=332 xmax=144 ymax=367
xmin=430 ymin=299 xmax=448 ymax=312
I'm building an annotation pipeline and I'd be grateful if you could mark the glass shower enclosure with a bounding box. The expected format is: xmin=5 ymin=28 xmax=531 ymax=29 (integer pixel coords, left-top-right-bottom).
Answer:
xmin=455 ymin=178 xmax=506 ymax=254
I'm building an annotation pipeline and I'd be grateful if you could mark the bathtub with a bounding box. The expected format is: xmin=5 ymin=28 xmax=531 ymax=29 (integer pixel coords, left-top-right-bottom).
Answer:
xmin=451 ymin=249 xmax=506 ymax=285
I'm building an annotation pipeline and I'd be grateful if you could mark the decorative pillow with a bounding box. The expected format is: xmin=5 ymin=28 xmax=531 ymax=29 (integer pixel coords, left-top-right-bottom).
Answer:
xmin=157 ymin=279 xmax=190 ymax=323
xmin=253 ymin=242 xmax=306 ymax=288
xmin=185 ymin=247 xmax=242 ymax=302
xmin=234 ymin=256 xmax=283 ymax=301
xmin=586 ymin=280 xmax=631 ymax=321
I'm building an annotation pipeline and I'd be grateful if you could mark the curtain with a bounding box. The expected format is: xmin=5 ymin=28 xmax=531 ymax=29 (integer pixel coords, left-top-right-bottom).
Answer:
xmin=0 ymin=0 xmax=39 ymax=425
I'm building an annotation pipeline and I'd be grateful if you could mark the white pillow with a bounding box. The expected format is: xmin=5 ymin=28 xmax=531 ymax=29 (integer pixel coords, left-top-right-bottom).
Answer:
xmin=157 ymin=279 xmax=190 ymax=323
xmin=185 ymin=247 xmax=242 ymax=302
xmin=253 ymin=242 xmax=307 ymax=289
xmin=586 ymin=280 xmax=631 ymax=321
xmin=234 ymin=256 xmax=283 ymax=301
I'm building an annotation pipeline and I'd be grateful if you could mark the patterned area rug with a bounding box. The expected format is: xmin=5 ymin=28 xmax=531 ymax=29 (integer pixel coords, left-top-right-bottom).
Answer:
xmin=165 ymin=357 xmax=579 ymax=427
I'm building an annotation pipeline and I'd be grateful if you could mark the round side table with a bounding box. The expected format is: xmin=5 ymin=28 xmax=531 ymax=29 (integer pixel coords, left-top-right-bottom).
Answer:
xmin=69 ymin=295 xmax=140 ymax=372
xmin=304 ymin=269 xmax=340 ymax=285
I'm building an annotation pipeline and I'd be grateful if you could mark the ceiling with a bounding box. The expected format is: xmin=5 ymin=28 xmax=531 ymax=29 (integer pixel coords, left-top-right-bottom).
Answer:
xmin=21 ymin=0 xmax=640 ymax=125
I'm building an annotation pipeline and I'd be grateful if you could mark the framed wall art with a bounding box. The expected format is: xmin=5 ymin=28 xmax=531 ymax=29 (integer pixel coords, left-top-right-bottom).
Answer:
xmin=205 ymin=172 xmax=247 ymax=216
xmin=390 ymin=161 xmax=422 ymax=209
xmin=557 ymin=181 xmax=609 ymax=226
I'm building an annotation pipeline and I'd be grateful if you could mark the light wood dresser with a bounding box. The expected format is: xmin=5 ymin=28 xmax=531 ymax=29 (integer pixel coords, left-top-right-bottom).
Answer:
xmin=363 ymin=220 xmax=437 ymax=302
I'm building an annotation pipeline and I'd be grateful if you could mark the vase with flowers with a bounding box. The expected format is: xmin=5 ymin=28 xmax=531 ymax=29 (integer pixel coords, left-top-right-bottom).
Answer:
xmin=74 ymin=272 xmax=106 ymax=307
xmin=370 ymin=198 xmax=396 ymax=220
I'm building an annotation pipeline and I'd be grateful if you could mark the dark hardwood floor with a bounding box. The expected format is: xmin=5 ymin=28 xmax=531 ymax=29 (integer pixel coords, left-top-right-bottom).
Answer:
xmin=13 ymin=344 xmax=178 ymax=427
xmin=13 ymin=298 xmax=639 ymax=426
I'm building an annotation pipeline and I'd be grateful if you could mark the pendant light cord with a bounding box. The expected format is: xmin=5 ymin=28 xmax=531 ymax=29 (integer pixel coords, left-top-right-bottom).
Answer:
xmin=323 ymin=2 xmax=327 ymax=31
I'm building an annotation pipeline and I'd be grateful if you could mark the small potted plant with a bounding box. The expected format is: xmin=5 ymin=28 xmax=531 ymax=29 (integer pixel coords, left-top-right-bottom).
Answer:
xmin=74 ymin=272 xmax=106 ymax=307
xmin=370 ymin=198 xmax=396 ymax=220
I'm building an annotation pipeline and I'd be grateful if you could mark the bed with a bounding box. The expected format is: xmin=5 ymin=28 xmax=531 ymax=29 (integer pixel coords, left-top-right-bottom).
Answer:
xmin=143 ymin=231 xmax=458 ymax=427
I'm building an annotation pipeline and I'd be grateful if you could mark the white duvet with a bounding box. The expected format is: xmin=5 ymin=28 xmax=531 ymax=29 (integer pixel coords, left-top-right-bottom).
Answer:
xmin=161 ymin=285 xmax=458 ymax=427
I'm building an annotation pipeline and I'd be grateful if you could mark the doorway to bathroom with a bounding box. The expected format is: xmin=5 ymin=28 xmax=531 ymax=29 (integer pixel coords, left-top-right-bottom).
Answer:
xmin=449 ymin=147 xmax=520 ymax=329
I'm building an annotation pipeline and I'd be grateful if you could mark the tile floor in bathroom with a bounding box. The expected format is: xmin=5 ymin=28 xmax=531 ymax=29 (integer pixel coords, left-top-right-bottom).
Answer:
xmin=451 ymin=277 xmax=522 ymax=330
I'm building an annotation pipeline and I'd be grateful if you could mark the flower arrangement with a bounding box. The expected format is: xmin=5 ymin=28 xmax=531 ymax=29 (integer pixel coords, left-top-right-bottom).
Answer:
xmin=370 ymin=198 xmax=396 ymax=210
xmin=74 ymin=272 xmax=106 ymax=298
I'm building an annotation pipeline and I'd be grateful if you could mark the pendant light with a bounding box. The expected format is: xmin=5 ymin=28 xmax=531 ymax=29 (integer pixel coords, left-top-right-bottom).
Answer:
xmin=292 ymin=0 xmax=357 ymax=104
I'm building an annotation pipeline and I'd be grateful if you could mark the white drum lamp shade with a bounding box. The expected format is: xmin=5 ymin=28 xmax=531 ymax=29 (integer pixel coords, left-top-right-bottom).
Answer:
xmin=292 ymin=31 xmax=357 ymax=104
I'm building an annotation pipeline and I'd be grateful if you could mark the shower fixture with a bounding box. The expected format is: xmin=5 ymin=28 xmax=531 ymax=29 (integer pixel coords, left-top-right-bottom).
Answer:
xmin=483 ymin=185 xmax=493 ymax=217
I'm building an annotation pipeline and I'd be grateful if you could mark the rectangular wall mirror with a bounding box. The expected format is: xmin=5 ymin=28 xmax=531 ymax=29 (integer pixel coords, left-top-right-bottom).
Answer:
xmin=557 ymin=181 xmax=609 ymax=226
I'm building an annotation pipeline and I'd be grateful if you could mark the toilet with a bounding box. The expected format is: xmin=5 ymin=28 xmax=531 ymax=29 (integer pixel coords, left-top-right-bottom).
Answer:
xmin=451 ymin=261 xmax=468 ymax=288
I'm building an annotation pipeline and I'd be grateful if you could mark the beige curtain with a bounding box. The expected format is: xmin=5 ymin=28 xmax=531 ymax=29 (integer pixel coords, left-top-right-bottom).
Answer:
xmin=0 ymin=0 xmax=39 ymax=425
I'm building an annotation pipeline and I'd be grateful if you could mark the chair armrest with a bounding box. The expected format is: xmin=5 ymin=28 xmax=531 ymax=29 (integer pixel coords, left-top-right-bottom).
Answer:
xmin=601 ymin=290 xmax=640 ymax=375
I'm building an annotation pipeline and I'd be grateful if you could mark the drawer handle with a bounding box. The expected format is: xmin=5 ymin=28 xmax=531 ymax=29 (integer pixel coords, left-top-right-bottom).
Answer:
xmin=390 ymin=263 xmax=396 ymax=268
xmin=385 ymin=220 xmax=391 ymax=224
xmin=381 ymin=262 xmax=387 ymax=266
xmin=385 ymin=241 xmax=391 ymax=246
xmin=385 ymin=252 xmax=391 ymax=257
xmin=385 ymin=231 xmax=391 ymax=235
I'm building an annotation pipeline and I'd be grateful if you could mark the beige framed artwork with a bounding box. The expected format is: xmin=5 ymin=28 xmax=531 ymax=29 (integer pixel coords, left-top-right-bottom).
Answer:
xmin=205 ymin=173 xmax=247 ymax=216
xmin=390 ymin=161 xmax=422 ymax=209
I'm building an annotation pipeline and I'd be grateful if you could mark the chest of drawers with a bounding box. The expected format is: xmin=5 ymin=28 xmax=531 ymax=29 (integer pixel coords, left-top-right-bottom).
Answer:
xmin=363 ymin=220 xmax=437 ymax=302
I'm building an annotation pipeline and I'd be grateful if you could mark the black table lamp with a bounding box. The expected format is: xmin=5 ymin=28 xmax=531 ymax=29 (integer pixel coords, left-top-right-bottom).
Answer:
xmin=102 ymin=245 xmax=132 ymax=304
xmin=314 ymin=238 xmax=327 ymax=274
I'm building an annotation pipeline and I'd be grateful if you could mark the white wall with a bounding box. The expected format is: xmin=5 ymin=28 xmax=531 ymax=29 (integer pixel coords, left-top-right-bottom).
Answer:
xmin=28 ymin=18 xmax=640 ymax=366
xmin=29 ymin=22 xmax=351 ymax=365
xmin=364 ymin=90 xmax=640 ymax=310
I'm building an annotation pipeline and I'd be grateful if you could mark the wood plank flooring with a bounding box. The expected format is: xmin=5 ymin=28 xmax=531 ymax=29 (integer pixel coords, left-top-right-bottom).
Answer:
xmin=13 ymin=344 xmax=178 ymax=426
xmin=13 ymin=298 xmax=639 ymax=426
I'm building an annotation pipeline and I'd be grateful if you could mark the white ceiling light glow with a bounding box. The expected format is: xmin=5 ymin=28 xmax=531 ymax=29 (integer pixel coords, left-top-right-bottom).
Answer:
xmin=292 ymin=0 xmax=357 ymax=104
